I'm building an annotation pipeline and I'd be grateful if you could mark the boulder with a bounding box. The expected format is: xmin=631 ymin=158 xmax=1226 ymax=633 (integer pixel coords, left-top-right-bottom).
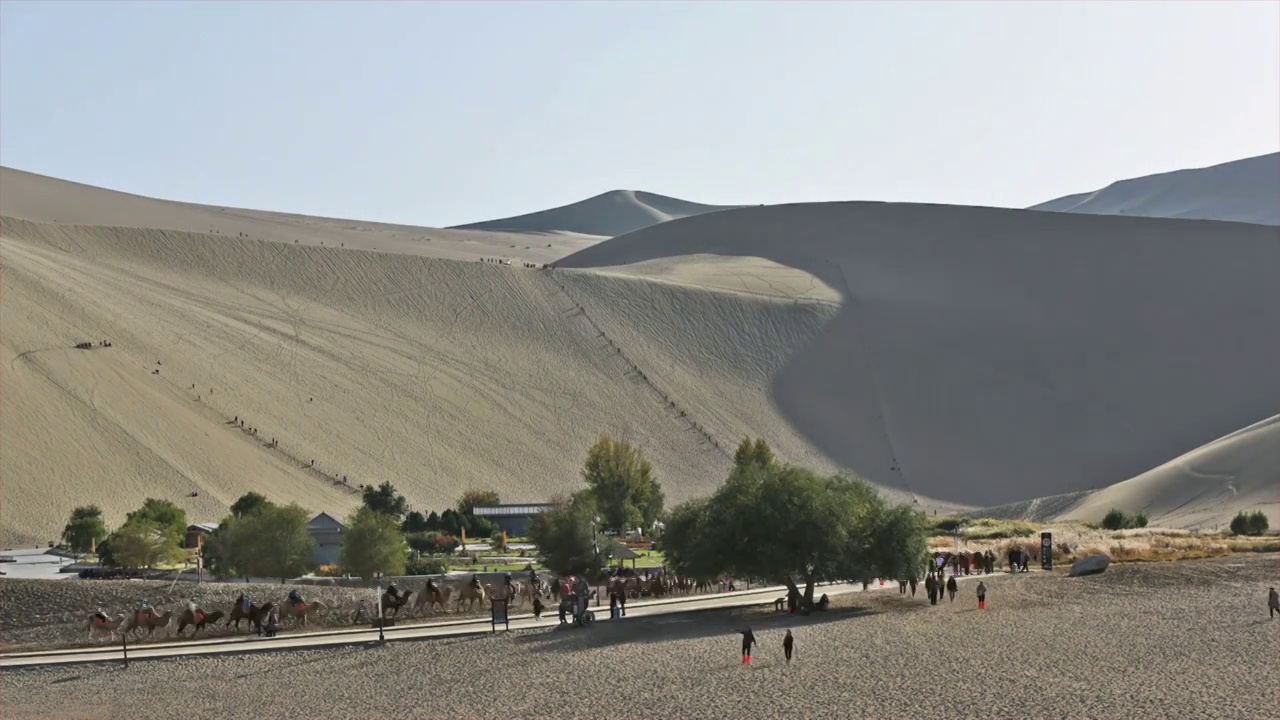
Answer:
xmin=1068 ymin=554 xmax=1110 ymax=577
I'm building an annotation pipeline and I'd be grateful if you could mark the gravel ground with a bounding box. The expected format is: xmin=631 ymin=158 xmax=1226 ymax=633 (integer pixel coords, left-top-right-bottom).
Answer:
xmin=3 ymin=555 xmax=1278 ymax=720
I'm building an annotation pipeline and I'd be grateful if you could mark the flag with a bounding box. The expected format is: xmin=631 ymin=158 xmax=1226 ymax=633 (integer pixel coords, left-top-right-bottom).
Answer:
xmin=503 ymin=530 xmax=508 ymax=547
xmin=197 ymin=533 xmax=203 ymax=551
xmin=90 ymin=536 xmax=96 ymax=554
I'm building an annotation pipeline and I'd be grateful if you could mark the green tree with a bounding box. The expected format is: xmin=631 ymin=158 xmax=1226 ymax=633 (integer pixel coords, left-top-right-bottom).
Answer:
xmin=61 ymin=505 xmax=108 ymax=554
xmin=1230 ymin=510 xmax=1270 ymax=536
xmin=236 ymin=504 xmax=317 ymax=582
xmin=528 ymin=495 xmax=612 ymax=577
xmin=201 ymin=516 xmax=242 ymax=578
xmin=110 ymin=520 xmax=186 ymax=569
xmin=661 ymin=463 xmax=927 ymax=606
xmin=1101 ymin=508 xmax=1129 ymax=531
xmin=457 ymin=489 xmax=500 ymax=515
xmin=402 ymin=510 xmax=430 ymax=534
xmin=126 ymin=498 xmax=188 ymax=540
xmin=733 ymin=437 xmax=778 ymax=476
xmin=231 ymin=492 xmax=272 ymax=519
xmin=341 ymin=506 xmax=408 ymax=580
xmin=489 ymin=528 xmax=508 ymax=552
xmin=361 ymin=481 xmax=409 ymax=521
xmin=581 ymin=435 xmax=660 ymax=533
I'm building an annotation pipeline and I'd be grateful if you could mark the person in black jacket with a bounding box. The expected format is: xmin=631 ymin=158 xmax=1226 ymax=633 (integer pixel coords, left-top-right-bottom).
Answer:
xmin=739 ymin=628 xmax=756 ymax=663
xmin=783 ymin=629 xmax=794 ymax=664
xmin=946 ymin=575 xmax=958 ymax=602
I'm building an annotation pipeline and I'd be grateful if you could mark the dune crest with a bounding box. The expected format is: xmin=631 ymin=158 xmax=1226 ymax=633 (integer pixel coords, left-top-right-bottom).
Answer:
xmin=449 ymin=189 xmax=740 ymax=237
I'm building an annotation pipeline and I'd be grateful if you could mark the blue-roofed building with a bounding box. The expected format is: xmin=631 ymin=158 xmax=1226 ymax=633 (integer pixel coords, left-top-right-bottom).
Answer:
xmin=470 ymin=503 xmax=556 ymax=537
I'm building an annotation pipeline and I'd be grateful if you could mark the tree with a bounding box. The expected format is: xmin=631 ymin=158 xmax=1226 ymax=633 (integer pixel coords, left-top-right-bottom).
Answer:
xmin=733 ymin=437 xmax=777 ymax=476
xmin=126 ymin=498 xmax=187 ymax=540
xmin=580 ymin=435 xmax=660 ymax=533
xmin=1230 ymin=510 xmax=1270 ymax=536
xmin=231 ymin=492 xmax=272 ymax=519
xmin=489 ymin=528 xmax=508 ymax=552
xmin=61 ymin=505 xmax=108 ymax=554
xmin=457 ymin=489 xmax=500 ymax=515
xmin=661 ymin=462 xmax=927 ymax=606
xmin=528 ymin=495 xmax=612 ymax=577
xmin=361 ymin=481 xmax=408 ymax=521
xmin=201 ymin=516 xmax=242 ymax=578
xmin=402 ymin=510 xmax=430 ymax=534
xmin=341 ymin=506 xmax=408 ymax=580
xmin=110 ymin=520 xmax=186 ymax=569
xmin=235 ymin=504 xmax=317 ymax=582
xmin=1101 ymin=508 xmax=1129 ymax=531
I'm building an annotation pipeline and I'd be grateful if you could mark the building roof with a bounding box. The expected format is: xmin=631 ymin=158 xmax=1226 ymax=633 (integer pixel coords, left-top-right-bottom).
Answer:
xmin=187 ymin=522 xmax=220 ymax=533
xmin=308 ymin=512 xmax=346 ymax=530
xmin=613 ymin=545 xmax=641 ymax=560
xmin=470 ymin=504 xmax=557 ymax=517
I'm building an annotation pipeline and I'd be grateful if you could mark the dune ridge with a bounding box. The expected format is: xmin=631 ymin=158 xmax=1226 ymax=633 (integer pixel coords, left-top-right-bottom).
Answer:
xmin=1029 ymin=152 xmax=1280 ymax=226
xmin=449 ymin=189 xmax=741 ymax=237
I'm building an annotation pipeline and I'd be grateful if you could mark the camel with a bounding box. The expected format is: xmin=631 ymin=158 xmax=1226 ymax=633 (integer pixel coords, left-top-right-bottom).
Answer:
xmin=278 ymin=600 xmax=326 ymax=627
xmin=381 ymin=590 xmax=414 ymax=618
xmin=228 ymin=601 xmax=274 ymax=633
xmin=123 ymin=609 xmax=174 ymax=638
xmin=176 ymin=608 xmax=225 ymax=636
xmin=412 ymin=579 xmax=452 ymax=616
xmin=457 ymin=577 xmax=486 ymax=612
xmin=86 ymin=613 xmax=126 ymax=642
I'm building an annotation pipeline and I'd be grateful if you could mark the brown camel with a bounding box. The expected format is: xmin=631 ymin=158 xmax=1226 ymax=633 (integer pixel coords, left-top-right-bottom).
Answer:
xmin=457 ymin=578 xmax=486 ymax=612
xmin=412 ymin=580 xmax=452 ymax=615
xmin=278 ymin=600 xmax=326 ymax=626
xmin=381 ymin=590 xmax=414 ymax=618
xmin=176 ymin=608 xmax=225 ymax=636
xmin=86 ymin=613 xmax=127 ymax=642
xmin=124 ymin=609 xmax=174 ymax=638
xmin=227 ymin=601 xmax=274 ymax=633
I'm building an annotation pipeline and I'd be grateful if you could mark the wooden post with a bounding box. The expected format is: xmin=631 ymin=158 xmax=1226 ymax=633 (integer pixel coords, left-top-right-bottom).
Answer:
xmin=121 ymin=627 xmax=129 ymax=669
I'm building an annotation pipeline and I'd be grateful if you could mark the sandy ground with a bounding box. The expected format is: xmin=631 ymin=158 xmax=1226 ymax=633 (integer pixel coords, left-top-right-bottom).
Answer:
xmin=2 ymin=555 xmax=1276 ymax=720
xmin=450 ymin=189 xmax=740 ymax=237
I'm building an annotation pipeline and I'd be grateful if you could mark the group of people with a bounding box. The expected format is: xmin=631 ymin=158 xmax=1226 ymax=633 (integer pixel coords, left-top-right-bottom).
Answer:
xmin=737 ymin=628 xmax=796 ymax=664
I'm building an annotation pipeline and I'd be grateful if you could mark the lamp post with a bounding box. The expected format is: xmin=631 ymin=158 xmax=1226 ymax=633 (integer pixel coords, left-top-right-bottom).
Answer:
xmin=375 ymin=571 xmax=385 ymax=643
xmin=592 ymin=516 xmax=601 ymax=607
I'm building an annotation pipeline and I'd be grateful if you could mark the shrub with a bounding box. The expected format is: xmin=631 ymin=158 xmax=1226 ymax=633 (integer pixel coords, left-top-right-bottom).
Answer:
xmin=406 ymin=532 xmax=458 ymax=555
xmin=1101 ymin=508 xmax=1128 ymax=531
xmin=1133 ymin=513 xmax=1149 ymax=528
xmin=930 ymin=516 xmax=964 ymax=535
xmin=1230 ymin=510 xmax=1270 ymax=537
xmin=405 ymin=557 xmax=448 ymax=575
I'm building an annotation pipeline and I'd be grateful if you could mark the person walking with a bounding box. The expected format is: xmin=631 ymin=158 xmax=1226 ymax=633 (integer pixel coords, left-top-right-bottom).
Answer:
xmin=609 ymin=591 xmax=619 ymax=620
xmin=977 ymin=581 xmax=988 ymax=609
xmin=1269 ymin=587 xmax=1279 ymax=619
xmin=909 ymin=577 xmax=918 ymax=597
xmin=946 ymin=575 xmax=958 ymax=602
xmin=783 ymin=629 xmax=794 ymax=664
xmin=926 ymin=573 xmax=938 ymax=606
xmin=739 ymin=628 xmax=757 ymax=663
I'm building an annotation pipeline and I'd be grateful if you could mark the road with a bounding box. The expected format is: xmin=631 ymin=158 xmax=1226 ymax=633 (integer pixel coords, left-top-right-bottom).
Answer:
xmin=1 ymin=572 xmax=1015 ymax=668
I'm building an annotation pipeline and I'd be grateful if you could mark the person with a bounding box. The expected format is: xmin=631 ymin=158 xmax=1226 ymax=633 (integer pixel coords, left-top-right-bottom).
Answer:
xmin=899 ymin=577 xmax=908 ymax=595
xmin=909 ymin=577 xmax=918 ymax=597
xmin=532 ymin=594 xmax=544 ymax=621
xmin=977 ymin=581 xmax=988 ymax=609
xmin=926 ymin=574 xmax=938 ymax=605
xmin=946 ymin=575 xmax=958 ymax=602
xmin=263 ymin=611 xmax=279 ymax=638
xmin=288 ymin=589 xmax=304 ymax=607
xmin=1268 ymin=587 xmax=1279 ymax=619
xmin=618 ymin=589 xmax=627 ymax=617
xmin=93 ymin=606 xmax=109 ymax=624
xmin=783 ymin=629 xmax=794 ymax=664
xmin=739 ymin=628 xmax=756 ymax=663
xmin=387 ymin=582 xmax=400 ymax=600
xmin=236 ymin=592 xmax=252 ymax=613
xmin=816 ymin=593 xmax=830 ymax=611
xmin=138 ymin=598 xmax=154 ymax=620
xmin=609 ymin=591 xmax=619 ymax=619
xmin=186 ymin=599 xmax=201 ymax=622
xmin=529 ymin=567 xmax=538 ymax=591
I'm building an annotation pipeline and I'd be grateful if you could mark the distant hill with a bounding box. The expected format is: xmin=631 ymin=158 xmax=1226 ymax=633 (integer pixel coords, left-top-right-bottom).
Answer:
xmin=1030 ymin=152 xmax=1280 ymax=226
xmin=449 ymin=190 xmax=740 ymax=237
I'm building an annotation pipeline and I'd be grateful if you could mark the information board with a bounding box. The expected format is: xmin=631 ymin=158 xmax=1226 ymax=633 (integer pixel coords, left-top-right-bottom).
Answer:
xmin=1041 ymin=532 xmax=1053 ymax=571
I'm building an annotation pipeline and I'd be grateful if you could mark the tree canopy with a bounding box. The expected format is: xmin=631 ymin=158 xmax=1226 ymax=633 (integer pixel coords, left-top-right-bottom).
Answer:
xmin=580 ymin=435 xmax=663 ymax=533
xmin=528 ymin=494 xmax=613 ymax=578
xmin=361 ymin=481 xmax=409 ymax=521
xmin=235 ymin=503 xmax=316 ymax=581
xmin=125 ymin=498 xmax=187 ymax=540
xmin=61 ymin=505 xmax=108 ymax=554
xmin=660 ymin=462 xmax=928 ymax=605
xmin=733 ymin=436 xmax=777 ymax=476
xmin=457 ymin=489 xmax=500 ymax=515
xmin=109 ymin=519 xmax=186 ymax=569
xmin=231 ymin=492 xmax=272 ymax=519
xmin=341 ymin=506 xmax=408 ymax=579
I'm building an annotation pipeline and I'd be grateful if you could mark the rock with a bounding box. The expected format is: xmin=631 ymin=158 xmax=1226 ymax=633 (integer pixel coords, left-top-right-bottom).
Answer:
xmin=1068 ymin=554 xmax=1111 ymax=577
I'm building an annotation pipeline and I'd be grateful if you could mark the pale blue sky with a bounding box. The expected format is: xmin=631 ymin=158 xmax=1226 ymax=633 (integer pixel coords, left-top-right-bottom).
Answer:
xmin=1 ymin=1 xmax=1276 ymax=227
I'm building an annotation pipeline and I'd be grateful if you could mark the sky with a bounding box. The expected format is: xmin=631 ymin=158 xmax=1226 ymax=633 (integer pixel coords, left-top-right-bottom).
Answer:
xmin=1 ymin=1 xmax=1277 ymax=228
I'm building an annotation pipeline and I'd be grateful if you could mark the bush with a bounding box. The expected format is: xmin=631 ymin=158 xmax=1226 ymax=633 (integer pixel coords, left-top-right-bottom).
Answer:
xmin=405 ymin=557 xmax=449 ymax=575
xmin=930 ymin=516 xmax=964 ymax=535
xmin=1230 ymin=510 xmax=1270 ymax=536
xmin=405 ymin=532 xmax=458 ymax=555
xmin=1133 ymin=513 xmax=1149 ymax=528
xmin=1102 ymin=508 xmax=1149 ymax=530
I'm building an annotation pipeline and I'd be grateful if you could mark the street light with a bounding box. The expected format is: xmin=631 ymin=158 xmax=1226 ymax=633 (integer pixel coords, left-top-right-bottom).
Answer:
xmin=591 ymin=516 xmax=601 ymax=607
xmin=375 ymin=571 xmax=385 ymax=643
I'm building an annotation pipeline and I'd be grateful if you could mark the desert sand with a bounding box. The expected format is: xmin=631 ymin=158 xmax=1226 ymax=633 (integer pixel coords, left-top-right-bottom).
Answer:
xmin=2 ymin=167 xmax=1277 ymax=546
xmin=2 ymin=555 xmax=1276 ymax=720
xmin=1030 ymin=152 xmax=1280 ymax=226
xmin=450 ymin=189 xmax=740 ymax=237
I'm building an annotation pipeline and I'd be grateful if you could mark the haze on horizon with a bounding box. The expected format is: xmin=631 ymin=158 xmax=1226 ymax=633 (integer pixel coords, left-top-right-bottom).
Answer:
xmin=2 ymin=1 xmax=1277 ymax=227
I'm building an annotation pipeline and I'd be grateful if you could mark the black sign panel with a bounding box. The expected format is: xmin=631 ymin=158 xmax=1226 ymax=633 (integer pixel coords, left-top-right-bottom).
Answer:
xmin=1041 ymin=532 xmax=1053 ymax=571
xmin=491 ymin=598 xmax=508 ymax=631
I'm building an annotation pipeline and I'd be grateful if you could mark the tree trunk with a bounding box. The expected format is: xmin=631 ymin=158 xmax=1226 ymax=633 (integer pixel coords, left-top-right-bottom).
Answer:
xmin=803 ymin=573 xmax=816 ymax=607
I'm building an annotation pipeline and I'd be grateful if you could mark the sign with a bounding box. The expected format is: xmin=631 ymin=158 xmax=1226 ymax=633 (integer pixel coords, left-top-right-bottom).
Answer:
xmin=1041 ymin=532 xmax=1053 ymax=571
xmin=490 ymin=598 xmax=509 ymax=632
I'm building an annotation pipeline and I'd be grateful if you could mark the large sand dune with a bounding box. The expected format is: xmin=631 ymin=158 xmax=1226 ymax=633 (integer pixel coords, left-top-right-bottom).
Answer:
xmin=559 ymin=203 xmax=1280 ymax=517
xmin=1030 ymin=152 xmax=1280 ymax=226
xmin=450 ymin=189 xmax=740 ymax=237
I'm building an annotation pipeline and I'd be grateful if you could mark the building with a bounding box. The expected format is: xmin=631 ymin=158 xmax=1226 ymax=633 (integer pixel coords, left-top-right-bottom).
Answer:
xmin=307 ymin=512 xmax=346 ymax=567
xmin=470 ymin=503 xmax=556 ymax=537
xmin=184 ymin=522 xmax=220 ymax=549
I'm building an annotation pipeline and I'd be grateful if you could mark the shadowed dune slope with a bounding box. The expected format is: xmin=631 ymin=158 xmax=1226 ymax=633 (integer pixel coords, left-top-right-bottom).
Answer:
xmin=2 ymin=215 xmax=921 ymax=546
xmin=558 ymin=202 xmax=1280 ymax=518
xmin=1029 ymin=152 xmax=1280 ymax=226
xmin=450 ymin=190 xmax=740 ymax=237
xmin=1055 ymin=414 xmax=1280 ymax=530
xmin=0 ymin=166 xmax=600 ymax=264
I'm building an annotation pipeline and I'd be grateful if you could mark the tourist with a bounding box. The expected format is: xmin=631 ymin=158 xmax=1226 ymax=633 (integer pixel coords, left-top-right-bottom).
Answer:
xmin=909 ymin=577 xmax=918 ymax=597
xmin=946 ymin=575 xmax=958 ymax=602
xmin=618 ymin=590 xmax=627 ymax=617
xmin=1269 ymin=587 xmax=1279 ymax=619
xmin=926 ymin=573 xmax=938 ymax=605
xmin=609 ymin=591 xmax=619 ymax=620
xmin=783 ymin=629 xmax=794 ymax=664
xmin=739 ymin=628 xmax=756 ymax=663
xmin=977 ymin=581 xmax=988 ymax=609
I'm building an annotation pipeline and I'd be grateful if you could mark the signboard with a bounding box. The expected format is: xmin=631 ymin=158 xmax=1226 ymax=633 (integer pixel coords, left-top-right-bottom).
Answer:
xmin=1041 ymin=532 xmax=1053 ymax=571
xmin=491 ymin=598 xmax=509 ymax=632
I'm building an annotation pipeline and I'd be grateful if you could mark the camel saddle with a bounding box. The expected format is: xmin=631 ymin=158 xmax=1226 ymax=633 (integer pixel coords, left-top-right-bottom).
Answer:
xmin=137 ymin=611 xmax=152 ymax=623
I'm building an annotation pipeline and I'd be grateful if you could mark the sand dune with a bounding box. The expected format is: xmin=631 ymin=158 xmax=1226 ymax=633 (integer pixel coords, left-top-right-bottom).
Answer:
xmin=0 ymin=166 xmax=600 ymax=264
xmin=450 ymin=189 xmax=740 ymax=237
xmin=1055 ymin=415 xmax=1280 ymax=530
xmin=1 ymin=208 xmax=910 ymax=547
xmin=559 ymin=203 xmax=1280 ymax=519
xmin=1029 ymin=152 xmax=1280 ymax=226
